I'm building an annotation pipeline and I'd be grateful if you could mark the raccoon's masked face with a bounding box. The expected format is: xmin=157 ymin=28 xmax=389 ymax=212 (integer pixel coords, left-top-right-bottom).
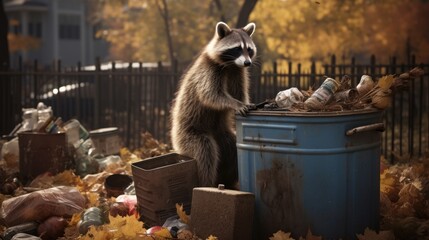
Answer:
xmin=206 ymin=22 xmax=257 ymax=68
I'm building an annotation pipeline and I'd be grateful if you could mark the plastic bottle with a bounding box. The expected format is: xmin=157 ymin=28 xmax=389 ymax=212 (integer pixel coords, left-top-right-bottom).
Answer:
xmin=77 ymin=207 xmax=104 ymax=234
xmin=304 ymin=78 xmax=340 ymax=110
xmin=63 ymin=119 xmax=89 ymax=147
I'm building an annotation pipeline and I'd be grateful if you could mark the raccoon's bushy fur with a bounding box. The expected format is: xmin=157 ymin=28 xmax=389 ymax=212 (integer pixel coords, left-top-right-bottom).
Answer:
xmin=171 ymin=22 xmax=256 ymax=188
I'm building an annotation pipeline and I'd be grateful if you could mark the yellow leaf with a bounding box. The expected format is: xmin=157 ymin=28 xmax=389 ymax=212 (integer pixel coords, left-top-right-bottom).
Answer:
xmin=380 ymin=172 xmax=395 ymax=194
xmin=206 ymin=235 xmax=218 ymax=240
xmin=53 ymin=170 xmax=82 ymax=186
xmin=176 ymin=203 xmax=190 ymax=224
xmin=121 ymin=217 xmax=146 ymax=238
xmin=376 ymin=75 xmax=394 ymax=90
xmin=302 ymin=229 xmax=322 ymax=240
xmin=86 ymin=192 xmax=100 ymax=207
xmin=356 ymin=228 xmax=395 ymax=240
xmin=270 ymin=230 xmax=295 ymax=240
xmin=105 ymin=215 xmax=145 ymax=238
xmin=153 ymin=228 xmax=173 ymax=239
xmin=69 ymin=212 xmax=83 ymax=226
xmin=79 ymin=225 xmax=113 ymax=240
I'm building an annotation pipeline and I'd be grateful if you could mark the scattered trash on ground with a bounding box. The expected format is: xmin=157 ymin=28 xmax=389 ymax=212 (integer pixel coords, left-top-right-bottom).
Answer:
xmin=0 ymin=67 xmax=427 ymax=239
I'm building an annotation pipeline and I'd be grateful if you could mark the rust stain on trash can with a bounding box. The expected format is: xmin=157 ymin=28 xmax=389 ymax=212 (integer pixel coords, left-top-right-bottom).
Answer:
xmin=257 ymin=159 xmax=307 ymax=237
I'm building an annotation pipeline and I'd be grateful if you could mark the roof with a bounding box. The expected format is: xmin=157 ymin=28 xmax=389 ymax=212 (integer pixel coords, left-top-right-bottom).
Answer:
xmin=5 ymin=0 xmax=48 ymax=12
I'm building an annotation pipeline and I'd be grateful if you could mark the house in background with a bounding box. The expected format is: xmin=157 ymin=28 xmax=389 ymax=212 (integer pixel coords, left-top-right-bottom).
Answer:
xmin=4 ymin=0 xmax=109 ymax=68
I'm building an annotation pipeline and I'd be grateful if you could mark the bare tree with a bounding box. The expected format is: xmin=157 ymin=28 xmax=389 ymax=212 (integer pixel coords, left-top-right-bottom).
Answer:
xmin=0 ymin=0 xmax=13 ymax=136
xmin=156 ymin=0 xmax=175 ymax=64
xmin=0 ymin=0 xmax=9 ymax=71
xmin=212 ymin=0 xmax=226 ymax=22
xmin=236 ymin=0 xmax=258 ymax=28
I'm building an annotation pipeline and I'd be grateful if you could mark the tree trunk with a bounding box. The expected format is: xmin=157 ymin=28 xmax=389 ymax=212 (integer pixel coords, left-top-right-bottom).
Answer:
xmin=0 ymin=0 xmax=9 ymax=71
xmin=0 ymin=0 xmax=13 ymax=136
xmin=213 ymin=0 xmax=226 ymax=22
xmin=235 ymin=0 xmax=258 ymax=28
xmin=156 ymin=0 xmax=175 ymax=65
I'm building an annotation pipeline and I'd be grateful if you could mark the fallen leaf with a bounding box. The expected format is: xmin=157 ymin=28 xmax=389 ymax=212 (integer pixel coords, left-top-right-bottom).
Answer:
xmin=176 ymin=203 xmax=190 ymax=224
xmin=79 ymin=225 xmax=113 ymax=240
xmin=298 ymin=229 xmax=321 ymax=240
xmin=69 ymin=212 xmax=83 ymax=226
xmin=270 ymin=230 xmax=295 ymax=240
xmin=356 ymin=227 xmax=395 ymax=240
xmin=53 ymin=170 xmax=82 ymax=186
xmin=206 ymin=235 xmax=218 ymax=240
xmin=380 ymin=172 xmax=396 ymax=195
xmin=109 ymin=214 xmax=145 ymax=238
xmin=86 ymin=192 xmax=100 ymax=207
xmin=376 ymin=75 xmax=394 ymax=90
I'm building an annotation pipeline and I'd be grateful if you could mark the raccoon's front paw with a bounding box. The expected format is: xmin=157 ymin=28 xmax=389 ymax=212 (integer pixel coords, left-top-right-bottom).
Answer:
xmin=236 ymin=105 xmax=249 ymax=116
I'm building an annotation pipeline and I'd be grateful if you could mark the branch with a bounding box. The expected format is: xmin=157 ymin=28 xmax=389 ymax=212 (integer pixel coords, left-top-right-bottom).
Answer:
xmin=155 ymin=0 xmax=175 ymax=63
xmin=235 ymin=0 xmax=258 ymax=28
xmin=212 ymin=0 xmax=226 ymax=22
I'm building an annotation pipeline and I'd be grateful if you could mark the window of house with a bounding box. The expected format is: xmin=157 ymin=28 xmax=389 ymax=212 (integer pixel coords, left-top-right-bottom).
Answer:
xmin=59 ymin=14 xmax=80 ymax=40
xmin=12 ymin=24 xmax=21 ymax=34
xmin=28 ymin=22 xmax=42 ymax=38
xmin=9 ymin=18 xmax=21 ymax=34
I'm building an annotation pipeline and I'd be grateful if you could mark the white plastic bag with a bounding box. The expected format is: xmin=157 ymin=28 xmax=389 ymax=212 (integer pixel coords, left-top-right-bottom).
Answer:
xmin=275 ymin=87 xmax=304 ymax=108
xmin=1 ymin=137 xmax=20 ymax=170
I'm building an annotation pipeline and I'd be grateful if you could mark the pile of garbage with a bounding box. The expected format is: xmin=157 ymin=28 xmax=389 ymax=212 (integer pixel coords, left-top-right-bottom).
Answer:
xmin=0 ymin=131 xmax=186 ymax=240
xmin=1 ymin=102 xmax=127 ymax=179
xmin=266 ymin=67 xmax=424 ymax=112
xmin=0 ymin=103 xmax=200 ymax=240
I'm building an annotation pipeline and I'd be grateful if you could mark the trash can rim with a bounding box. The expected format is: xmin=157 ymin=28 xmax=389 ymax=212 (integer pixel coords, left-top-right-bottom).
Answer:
xmin=240 ymin=108 xmax=381 ymax=117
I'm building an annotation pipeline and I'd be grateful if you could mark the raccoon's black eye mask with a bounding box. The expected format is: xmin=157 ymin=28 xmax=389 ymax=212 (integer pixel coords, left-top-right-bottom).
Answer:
xmin=220 ymin=47 xmax=243 ymax=62
xmin=247 ymin=47 xmax=254 ymax=57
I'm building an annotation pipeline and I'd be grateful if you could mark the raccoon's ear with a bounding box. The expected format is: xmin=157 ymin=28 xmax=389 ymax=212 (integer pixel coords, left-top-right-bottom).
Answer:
xmin=216 ymin=22 xmax=231 ymax=39
xmin=243 ymin=22 xmax=256 ymax=37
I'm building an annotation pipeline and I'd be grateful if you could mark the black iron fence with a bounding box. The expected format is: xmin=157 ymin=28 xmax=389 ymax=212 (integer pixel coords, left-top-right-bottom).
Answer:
xmin=0 ymin=55 xmax=428 ymax=162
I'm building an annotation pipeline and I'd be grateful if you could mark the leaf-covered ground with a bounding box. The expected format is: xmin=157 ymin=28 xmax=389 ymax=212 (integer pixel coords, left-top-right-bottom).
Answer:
xmin=1 ymin=132 xmax=429 ymax=239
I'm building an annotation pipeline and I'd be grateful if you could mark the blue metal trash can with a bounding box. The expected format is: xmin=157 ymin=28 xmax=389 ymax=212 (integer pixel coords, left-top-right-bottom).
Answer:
xmin=236 ymin=109 xmax=383 ymax=240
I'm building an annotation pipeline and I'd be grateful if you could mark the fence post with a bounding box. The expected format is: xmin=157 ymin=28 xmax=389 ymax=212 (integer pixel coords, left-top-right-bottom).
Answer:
xmin=110 ymin=60 xmax=116 ymax=126
xmin=126 ymin=62 xmax=133 ymax=147
xmin=310 ymin=60 xmax=316 ymax=89
xmin=416 ymin=54 xmax=423 ymax=156
xmin=408 ymin=55 xmax=416 ymax=157
xmin=350 ymin=57 xmax=356 ymax=86
xmin=272 ymin=61 xmax=278 ymax=90
xmin=77 ymin=61 xmax=81 ymax=118
xmin=389 ymin=56 xmax=397 ymax=163
xmin=94 ymin=57 xmax=101 ymax=128
xmin=330 ymin=54 xmax=336 ymax=77
xmin=385 ymin=56 xmax=394 ymax=163
xmin=56 ymin=59 xmax=62 ymax=117
xmin=155 ymin=61 xmax=163 ymax=140
xmin=370 ymin=55 xmax=376 ymax=76
xmin=288 ymin=61 xmax=292 ymax=88
xmin=33 ymin=59 xmax=38 ymax=107
xmin=297 ymin=63 xmax=301 ymax=88
xmin=137 ymin=62 xmax=143 ymax=148
xmin=15 ymin=57 xmax=23 ymax=124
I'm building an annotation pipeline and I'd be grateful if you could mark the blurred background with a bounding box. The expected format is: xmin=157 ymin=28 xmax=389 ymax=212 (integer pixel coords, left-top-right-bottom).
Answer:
xmin=3 ymin=0 xmax=429 ymax=68
xmin=1 ymin=0 xmax=428 ymax=160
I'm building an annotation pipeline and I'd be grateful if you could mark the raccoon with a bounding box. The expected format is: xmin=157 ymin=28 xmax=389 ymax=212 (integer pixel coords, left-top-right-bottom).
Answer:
xmin=171 ymin=22 xmax=257 ymax=188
